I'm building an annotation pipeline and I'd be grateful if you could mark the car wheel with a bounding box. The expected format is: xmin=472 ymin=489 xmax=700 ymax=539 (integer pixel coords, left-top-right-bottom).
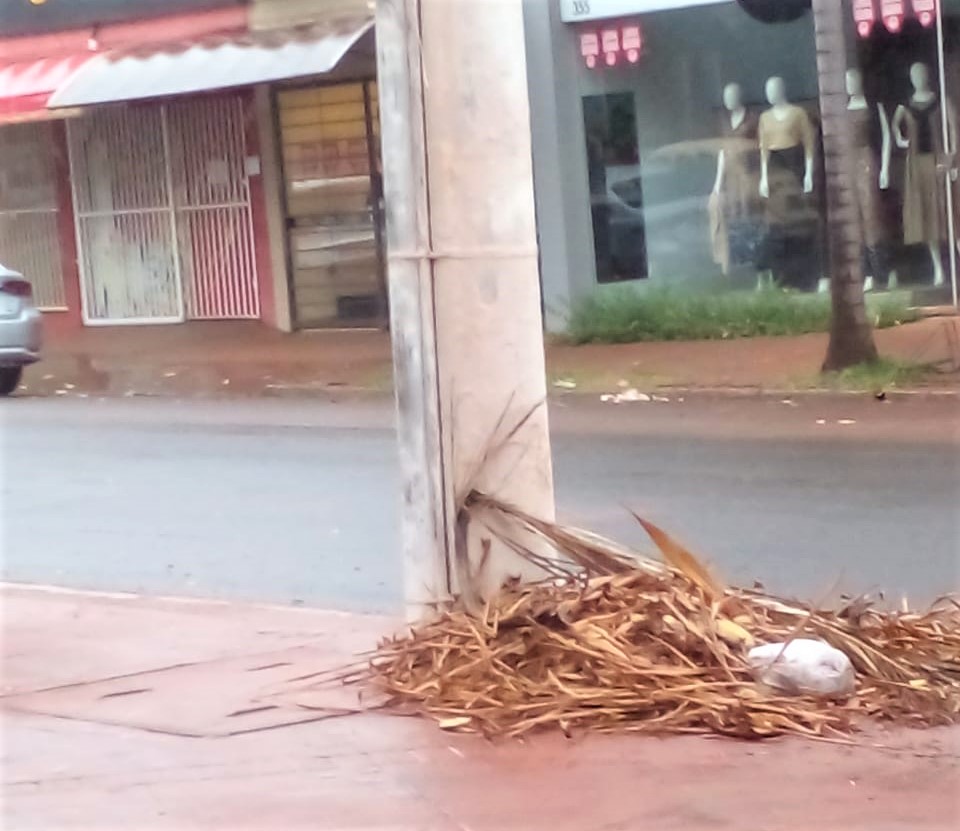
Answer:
xmin=0 ymin=366 xmax=23 ymax=397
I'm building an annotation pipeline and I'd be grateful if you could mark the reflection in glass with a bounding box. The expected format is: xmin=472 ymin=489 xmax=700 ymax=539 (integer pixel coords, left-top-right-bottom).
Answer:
xmin=582 ymin=93 xmax=648 ymax=283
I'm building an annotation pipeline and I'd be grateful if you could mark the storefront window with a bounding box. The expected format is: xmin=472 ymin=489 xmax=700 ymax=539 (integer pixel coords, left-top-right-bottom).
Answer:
xmin=847 ymin=0 xmax=960 ymax=300
xmin=575 ymin=3 xmax=824 ymax=291
xmin=570 ymin=0 xmax=960 ymax=304
xmin=583 ymin=92 xmax=647 ymax=282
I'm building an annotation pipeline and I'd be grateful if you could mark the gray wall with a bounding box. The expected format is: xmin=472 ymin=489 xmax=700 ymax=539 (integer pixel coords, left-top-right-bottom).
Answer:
xmin=523 ymin=1 xmax=819 ymax=330
xmin=523 ymin=0 xmax=598 ymax=331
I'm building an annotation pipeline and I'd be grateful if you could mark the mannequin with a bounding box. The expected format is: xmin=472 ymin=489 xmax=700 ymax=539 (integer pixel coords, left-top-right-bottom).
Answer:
xmin=757 ymin=76 xmax=818 ymax=289
xmin=846 ymin=68 xmax=894 ymax=292
xmin=759 ymin=76 xmax=815 ymax=199
xmin=892 ymin=62 xmax=956 ymax=287
xmin=710 ymin=82 xmax=760 ymax=274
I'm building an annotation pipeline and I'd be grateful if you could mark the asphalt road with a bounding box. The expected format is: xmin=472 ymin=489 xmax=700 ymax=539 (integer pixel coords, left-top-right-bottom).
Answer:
xmin=2 ymin=395 xmax=958 ymax=613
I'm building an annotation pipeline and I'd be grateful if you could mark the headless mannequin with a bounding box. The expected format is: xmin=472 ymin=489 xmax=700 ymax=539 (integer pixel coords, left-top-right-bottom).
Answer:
xmin=713 ymin=83 xmax=748 ymax=195
xmin=759 ymin=76 xmax=815 ymax=199
xmin=846 ymin=68 xmax=895 ymax=291
xmin=892 ymin=62 xmax=956 ymax=287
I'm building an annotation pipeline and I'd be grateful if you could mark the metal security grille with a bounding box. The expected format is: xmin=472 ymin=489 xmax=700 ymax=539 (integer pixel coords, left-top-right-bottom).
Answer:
xmin=68 ymin=106 xmax=182 ymax=323
xmin=68 ymin=95 xmax=257 ymax=324
xmin=168 ymin=97 xmax=258 ymax=319
xmin=0 ymin=123 xmax=67 ymax=310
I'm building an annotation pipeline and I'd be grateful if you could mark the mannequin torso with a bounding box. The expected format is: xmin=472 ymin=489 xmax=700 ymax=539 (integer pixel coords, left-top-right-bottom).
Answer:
xmin=718 ymin=108 xmax=759 ymax=206
xmin=906 ymin=97 xmax=939 ymax=154
xmin=893 ymin=87 xmax=954 ymax=155
xmin=759 ymin=104 xmax=814 ymax=152
xmin=714 ymin=105 xmax=758 ymax=196
xmin=758 ymin=102 xmax=815 ymax=197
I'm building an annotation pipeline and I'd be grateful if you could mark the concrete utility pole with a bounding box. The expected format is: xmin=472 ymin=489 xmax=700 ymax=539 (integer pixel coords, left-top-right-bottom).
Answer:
xmin=375 ymin=0 xmax=555 ymax=619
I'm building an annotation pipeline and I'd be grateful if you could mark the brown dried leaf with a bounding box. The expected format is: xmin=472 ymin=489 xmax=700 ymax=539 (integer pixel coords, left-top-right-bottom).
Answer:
xmin=631 ymin=513 xmax=726 ymax=600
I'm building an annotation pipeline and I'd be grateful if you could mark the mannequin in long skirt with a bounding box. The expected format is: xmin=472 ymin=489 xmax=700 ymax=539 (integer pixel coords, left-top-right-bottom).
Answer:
xmin=711 ymin=82 xmax=760 ymax=274
xmin=845 ymin=68 xmax=894 ymax=291
xmin=758 ymin=76 xmax=818 ymax=290
xmin=892 ymin=62 xmax=957 ymax=287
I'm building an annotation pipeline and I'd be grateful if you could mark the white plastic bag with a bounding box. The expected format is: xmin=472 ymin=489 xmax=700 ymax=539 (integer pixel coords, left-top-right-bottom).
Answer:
xmin=748 ymin=639 xmax=856 ymax=698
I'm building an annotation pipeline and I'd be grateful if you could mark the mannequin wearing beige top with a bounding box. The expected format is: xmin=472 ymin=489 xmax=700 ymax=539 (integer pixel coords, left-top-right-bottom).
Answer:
xmin=758 ymin=76 xmax=818 ymax=289
xmin=759 ymin=77 xmax=815 ymax=199
xmin=891 ymin=62 xmax=957 ymax=287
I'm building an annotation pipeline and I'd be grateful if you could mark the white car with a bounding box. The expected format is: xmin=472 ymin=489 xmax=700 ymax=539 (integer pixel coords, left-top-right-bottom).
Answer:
xmin=0 ymin=264 xmax=42 ymax=396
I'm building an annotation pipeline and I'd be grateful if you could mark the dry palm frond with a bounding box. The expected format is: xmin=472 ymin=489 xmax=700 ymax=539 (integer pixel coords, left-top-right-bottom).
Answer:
xmin=315 ymin=493 xmax=960 ymax=740
xmin=629 ymin=511 xmax=726 ymax=600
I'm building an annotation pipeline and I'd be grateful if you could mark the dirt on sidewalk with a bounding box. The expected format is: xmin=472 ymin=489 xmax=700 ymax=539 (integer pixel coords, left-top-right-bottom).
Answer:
xmin=2 ymin=584 xmax=957 ymax=831
xmin=20 ymin=315 xmax=960 ymax=399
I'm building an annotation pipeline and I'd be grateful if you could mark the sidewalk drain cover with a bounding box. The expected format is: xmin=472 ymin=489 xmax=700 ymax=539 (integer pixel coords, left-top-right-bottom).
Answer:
xmin=0 ymin=645 xmax=379 ymax=737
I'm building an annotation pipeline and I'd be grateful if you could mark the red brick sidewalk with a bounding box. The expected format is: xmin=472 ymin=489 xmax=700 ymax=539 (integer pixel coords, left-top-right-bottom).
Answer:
xmin=21 ymin=315 xmax=960 ymax=398
xmin=3 ymin=584 xmax=957 ymax=830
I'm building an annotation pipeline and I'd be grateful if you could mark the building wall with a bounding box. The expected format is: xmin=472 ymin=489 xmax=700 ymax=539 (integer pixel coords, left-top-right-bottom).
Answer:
xmin=0 ymin=0 xmax=243 ymax=37
xmin=250 ymin=0 xmax=372 ymax=30
xmin=0 ymin=120 xmax=82 ymax=332
xmin=254 ymin=85 xmax=293 ymax=332
xmin=51 ymin=121 xmax=83 ymax=333
xmin=523 ymin=0 xmax=598 ymax=332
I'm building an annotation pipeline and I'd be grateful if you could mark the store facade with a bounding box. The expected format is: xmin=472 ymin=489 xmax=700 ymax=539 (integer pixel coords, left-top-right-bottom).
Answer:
xmin=0 ymin=0 xmax=382 ymax=332
xmin=0 ymin=5 xmax=256 ymax=331
xmin=524 ymin=0 xmax=960 ymax=331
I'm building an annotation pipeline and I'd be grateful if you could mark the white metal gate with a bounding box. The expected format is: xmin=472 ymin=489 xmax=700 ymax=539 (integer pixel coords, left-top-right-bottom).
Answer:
xmin=68 ymin=96 xmax=258 ymax=324
xmin=69 ymin=106 xmax=181 ymax=323
xmin=168 ymin=97 xmax=258 ymax=320
xmin=0 ymin=123 xmax=67 ymax=310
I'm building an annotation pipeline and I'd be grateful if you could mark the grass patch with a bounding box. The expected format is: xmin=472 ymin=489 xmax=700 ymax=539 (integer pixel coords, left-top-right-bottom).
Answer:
xmin=566 ymin=286 xmax=917 ymax=344
xmin=821 ymin=358 xmax=934 ymax=392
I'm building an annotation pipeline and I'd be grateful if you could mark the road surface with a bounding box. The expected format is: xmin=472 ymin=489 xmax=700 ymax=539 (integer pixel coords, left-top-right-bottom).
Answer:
xmin=3 ymin=394 xmax=958 ymax=613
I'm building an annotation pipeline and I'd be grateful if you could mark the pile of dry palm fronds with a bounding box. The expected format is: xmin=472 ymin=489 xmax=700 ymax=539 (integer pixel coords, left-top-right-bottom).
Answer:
xmin=330 ymin=493 xmax=960 ymax=740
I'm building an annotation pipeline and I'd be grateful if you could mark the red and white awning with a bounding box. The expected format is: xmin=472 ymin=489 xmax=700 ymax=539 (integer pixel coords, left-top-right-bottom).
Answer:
xmin=0 ymin=54 xmax=89 ymax=124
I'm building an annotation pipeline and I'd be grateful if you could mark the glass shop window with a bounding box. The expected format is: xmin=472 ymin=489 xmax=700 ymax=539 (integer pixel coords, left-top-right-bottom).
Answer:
xmin=575 ymin=4 xmax=826 ymax=292
xmin=582 ymin=92 xmax=648 ymax=283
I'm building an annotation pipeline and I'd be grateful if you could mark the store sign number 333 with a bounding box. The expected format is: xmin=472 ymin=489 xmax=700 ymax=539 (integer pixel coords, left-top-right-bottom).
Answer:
xmin=572 ymin=0 xmax=592 ymax=15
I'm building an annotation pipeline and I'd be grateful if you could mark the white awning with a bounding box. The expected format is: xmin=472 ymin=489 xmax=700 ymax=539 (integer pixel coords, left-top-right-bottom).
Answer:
xmin=48 ymin=18 xmax=373 ymax=109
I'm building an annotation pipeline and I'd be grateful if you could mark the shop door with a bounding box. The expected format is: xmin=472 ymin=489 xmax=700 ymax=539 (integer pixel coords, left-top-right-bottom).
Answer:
xmin=277 ymin=82 xmax=386 ymax=329
xmin=68 ymin=96 xmax=258 ymax=324
xmin=0 ymin=122 xmax=67 ymax=310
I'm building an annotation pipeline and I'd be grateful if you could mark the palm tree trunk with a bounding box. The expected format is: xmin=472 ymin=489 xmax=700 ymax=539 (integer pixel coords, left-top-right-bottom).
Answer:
xmin=811 ymin=0 xmax=880 ymax=370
